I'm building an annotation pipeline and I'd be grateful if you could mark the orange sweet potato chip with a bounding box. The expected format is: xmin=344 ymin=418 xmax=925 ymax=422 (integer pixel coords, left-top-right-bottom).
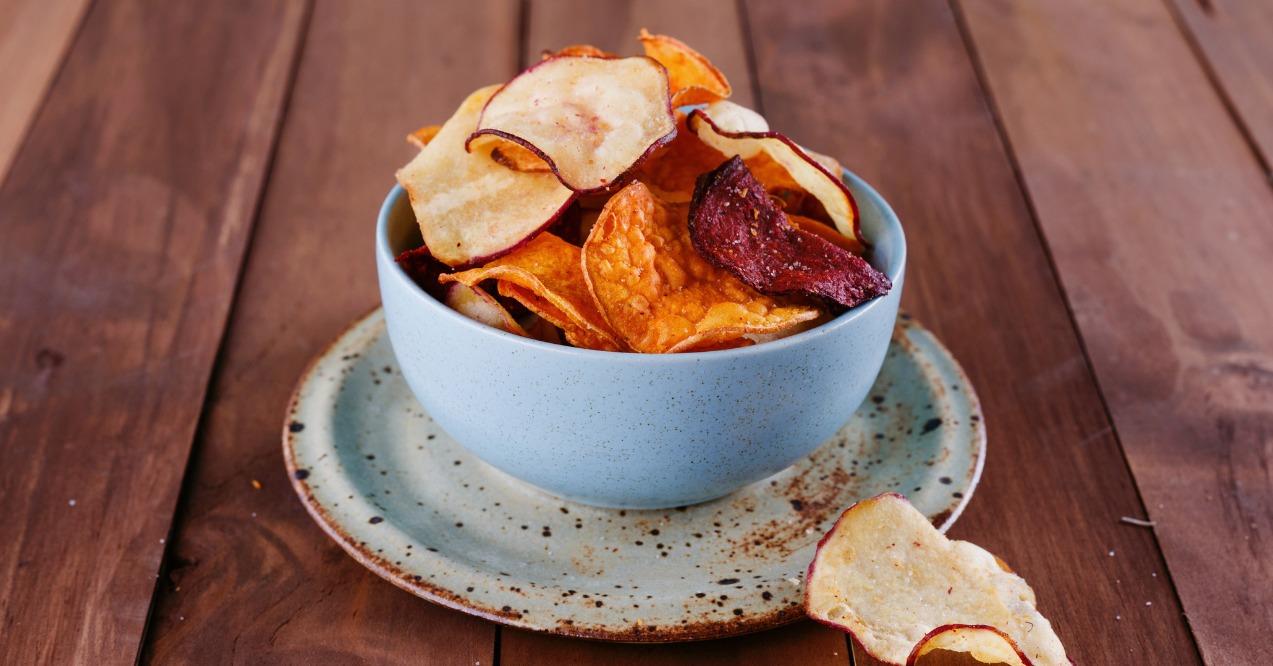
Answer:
xmin=638 ymin=30 xmax=731 ymax=106
xmin=543 ymin=44 xmax=616 ymax=59
xmin=440 ymin=233 xmax=625 ymax=351
xmin=582 ymin=181 xmax=820 ymax=353
xmin=406 ymin=124 xmax=442 ymax=149
xmin=635 ymin=112 xmax=728 ymax=203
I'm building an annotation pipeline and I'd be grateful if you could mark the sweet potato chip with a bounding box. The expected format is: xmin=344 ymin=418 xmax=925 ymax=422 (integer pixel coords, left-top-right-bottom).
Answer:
xmin=805 ymin=493 xmax=1070 ymax=666
xmin=582 ymin=181 xmax=820 ymax=353
xmin=690 ymin=101 xmax=863 ymax=245
xmin=406 ymin=124 xmax=442 ymax=149
xmin=638 ymin=30 xmax=732 ymax=106
xmin=443 ymin=282 xmax=527 ymax=336
xmin=690 ymin=156 xmax=889 ymax=309
xmin=396 ymin=85 xmax=575 ymax=267
xmin=635 ymin=112 xmax=728 ymax=203
xmin=469 ymin=56 xmax=677 ymax=193
xmin=543 ymin=44 xmax=616 ymax=59
xmin=908 ymin=625 xmax=1030 ymax=666
xmin=790 ymin=213 xmax=864 ymax=254
xmin=440 ymin=233 xmax=624 ymax=351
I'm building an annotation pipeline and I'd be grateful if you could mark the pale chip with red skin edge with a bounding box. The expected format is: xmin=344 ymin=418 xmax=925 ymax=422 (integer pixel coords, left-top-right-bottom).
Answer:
xmin=442 ymin=282 xmax=527 ymax=336
xmin=689 ymin=101 xmax=863 ymax=245
xmin=805 ymin=493 xmax=1071 ymax=666
xmin=469 ymin=56 xmax=677 ymax=193
xmin=395 ymin=85 xmax=575 ymax=267
xmin=689 ymin=156 xmax=889 ymax=309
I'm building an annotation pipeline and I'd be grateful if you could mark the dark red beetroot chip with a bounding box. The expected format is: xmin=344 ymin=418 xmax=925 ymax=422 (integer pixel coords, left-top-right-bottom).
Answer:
xmin=395 ymin=245 xmax=449 ymax=300
xmin=689 ymin=156 xmax=891 ymax=309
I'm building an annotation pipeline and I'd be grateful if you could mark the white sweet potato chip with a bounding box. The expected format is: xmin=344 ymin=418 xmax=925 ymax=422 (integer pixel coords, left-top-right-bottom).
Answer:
xmin=805 ymin=493 xmax=1070 ymax=666
xmin=689 ymin=101 xmax=862 ymax=245
xmin=469 ymin=56 xmax=677 ymax=193
xmin=442 ymin=282 xmax=526 ymax=336
xmin=396 ymin=85 xmax=575 ymax=267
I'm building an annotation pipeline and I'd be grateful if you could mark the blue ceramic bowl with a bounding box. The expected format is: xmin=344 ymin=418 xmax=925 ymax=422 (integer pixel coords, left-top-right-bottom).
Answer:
xmin=376 ymin=171 xmax=905 ymax=508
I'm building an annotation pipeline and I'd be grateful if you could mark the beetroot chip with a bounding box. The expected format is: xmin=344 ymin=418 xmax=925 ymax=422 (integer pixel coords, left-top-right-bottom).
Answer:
xmin=689 ymin=156 xmax=890 ymax=309
xmin=395 ymin=245 xmax=449 ymax=300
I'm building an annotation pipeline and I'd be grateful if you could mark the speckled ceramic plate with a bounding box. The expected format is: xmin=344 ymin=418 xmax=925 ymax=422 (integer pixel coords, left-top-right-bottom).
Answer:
xmin=283 ymin=309 xmax=984 ymax=642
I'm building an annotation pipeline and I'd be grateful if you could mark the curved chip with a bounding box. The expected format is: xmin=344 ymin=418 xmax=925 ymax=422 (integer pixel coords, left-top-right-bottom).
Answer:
xmin=396 ymin=85 xmax=575 ymax=267
xmin=638 ymin=30 xmax=732 ymax=106
xmin=582 ymin=181 xmax=820 ymax=353
xmin=690 ymin=156 xmax=889 ymax=309
xmin=469 ymin=56 xmax=677 ymax=193
xmin=689 ymin=101 xmax=863 ymax=245
xmin=805 ymin=493 xmax=1071 ymax=666
xmin=469 ymin=134 xmax=551 ymax=172
xmin=635 ymin=112 xmax=728 ymax=203
xmin=439 ymin=233 xmax=624 ymax=351
xmin=443 ymin=282 xmax=527 ymax=336
xmin=907 ymin=625 xmax=1030 ymax=666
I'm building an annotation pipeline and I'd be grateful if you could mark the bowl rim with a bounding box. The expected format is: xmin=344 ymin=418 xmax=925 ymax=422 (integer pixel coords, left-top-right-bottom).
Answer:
xmin=377 ymin=168 xmax=906 ymax=362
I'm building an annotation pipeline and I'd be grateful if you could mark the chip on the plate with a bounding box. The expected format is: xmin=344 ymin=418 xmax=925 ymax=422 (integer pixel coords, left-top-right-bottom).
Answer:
xmin=689 ymin=101 xmax=863 ymax=245
xmin=396 ymin=85 xmax=575 ymax=267
xmin=440 ymin=233 xmax=624 ymax=351
xmin=582 ymin=181 xmax=820 ymax=353
xmin=406 ymin=124 xmax=442 ymax=149
xmin=638 ymin=29 xmax=731 ymax=106
xmin=690 ymin=157 xmax=889 ymax=309
xmin=805 ymin=493 xmax=1071 ymax=666
xmin=443 ymin=282 xmax=527 ymax=336
xmin=634 ymin=112 xmax=728 ymax=203
xmin=908 ymin=625 xmax=1031 ymax=666
xmin=469 ymin=56 xmax=677 ymax=193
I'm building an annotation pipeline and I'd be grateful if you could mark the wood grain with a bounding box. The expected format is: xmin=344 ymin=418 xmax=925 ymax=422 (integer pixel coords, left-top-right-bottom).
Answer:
xmin=0 ymin=0 xmax=89 ymax=184
xmin=0 ymin=1 xmax=306 ymax=663
xmin=1169 ymin=0 xmax=1273 ymax=172
xmin=741 ymin=1 xmax=1201 ymax=664
xmin=504 ymin=2 xmax=848 ymax=663
xmin=959 ymin=0 xmax=1273 ymax=663
xmin=140 ymin=1 xmax=521 ymax=663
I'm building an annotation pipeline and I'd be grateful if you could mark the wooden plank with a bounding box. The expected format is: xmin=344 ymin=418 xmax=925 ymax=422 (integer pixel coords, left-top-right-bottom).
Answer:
xmin=501 ymin=622 xmax=847 ymax=666
xmin=958 ymin=1 xmax=1273 ymax=663
xmin=741 ymin=1 xmax=1202 ymax=664
xmin=0 ymin=0 xmax=89 ymax=184
xmin=503 ymin=2 xmax=848 ymax=663
xmin=1169 ymin=0 xmax=1273 ymax=172
xmin=0 ymin=1 xmax=307 ymax=663
xmin=139 ymin=1 xmax=520 ymax=663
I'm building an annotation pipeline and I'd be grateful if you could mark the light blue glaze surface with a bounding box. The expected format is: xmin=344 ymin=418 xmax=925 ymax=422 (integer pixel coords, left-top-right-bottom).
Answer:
xmin=376 ymin=170 xmax=905 ymax=508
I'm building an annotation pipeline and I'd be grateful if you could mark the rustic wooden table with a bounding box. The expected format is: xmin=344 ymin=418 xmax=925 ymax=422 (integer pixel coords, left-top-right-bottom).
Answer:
xmin=3 ymin=0 xmax=1271 ymax=664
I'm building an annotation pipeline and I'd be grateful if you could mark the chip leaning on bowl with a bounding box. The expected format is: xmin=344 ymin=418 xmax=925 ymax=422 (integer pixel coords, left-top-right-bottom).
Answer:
xmin=393 ymin=31 xmax=890 ymax=354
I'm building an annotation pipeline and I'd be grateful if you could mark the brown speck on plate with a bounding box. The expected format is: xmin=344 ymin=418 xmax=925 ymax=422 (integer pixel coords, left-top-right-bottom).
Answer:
xmin=283 ymin=309 xmax=984 ymax=642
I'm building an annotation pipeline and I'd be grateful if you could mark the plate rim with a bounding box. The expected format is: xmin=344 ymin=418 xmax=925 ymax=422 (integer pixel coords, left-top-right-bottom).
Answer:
xmin=282 ymin=308 xmax=985 ymax=642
